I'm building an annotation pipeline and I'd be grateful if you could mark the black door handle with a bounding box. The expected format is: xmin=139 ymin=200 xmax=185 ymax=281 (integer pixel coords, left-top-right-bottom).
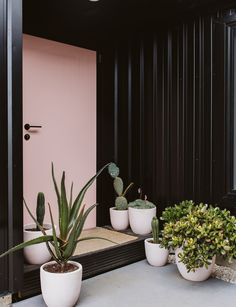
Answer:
xmin=24 ymin=123 xmax=42 ymax=131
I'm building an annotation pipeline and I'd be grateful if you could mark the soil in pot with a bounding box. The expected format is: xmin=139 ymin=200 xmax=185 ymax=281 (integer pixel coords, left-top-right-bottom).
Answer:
xmin=43 ymin=263 xmax=79 ymax=273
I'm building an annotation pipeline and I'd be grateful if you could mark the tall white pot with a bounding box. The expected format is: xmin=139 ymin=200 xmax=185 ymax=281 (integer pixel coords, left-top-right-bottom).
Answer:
xmin=40 ymin=261 xmax=82 ymax=307
xmin=175 ymin=247 xmax=216 ymax=281
xmin=145 ymin=238 xmax=169 ymax=266
xmin=128 ymin=207 xmax=156 ymax=235
xmin=24 ymin=223 xmax=52 ymax=265
xmin=110 ymin=207 xmax=129 ymax=231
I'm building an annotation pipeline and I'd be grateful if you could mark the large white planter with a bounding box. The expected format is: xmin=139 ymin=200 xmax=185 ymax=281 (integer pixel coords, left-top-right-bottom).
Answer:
xmin=24 ymin=223 xmax=52 ymax=265
xmin=110 ymin=207 xmax=129 ymax=231
xmin=40 ymin=261 xmax=82 ymax=307
xmin=175 ymin=247 xmax=216 ymax=281
xmin=145 ymin=238 xmax=169 ymax=266
xmin=128 ymin=206 xmax=156 ymax=235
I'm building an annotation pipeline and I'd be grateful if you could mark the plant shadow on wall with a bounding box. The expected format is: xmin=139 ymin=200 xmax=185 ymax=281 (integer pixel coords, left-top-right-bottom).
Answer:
xmin=160 ymin=200 xmax=236 ymax=281
xmin=0 ymin=162 xmax=118 ymax=307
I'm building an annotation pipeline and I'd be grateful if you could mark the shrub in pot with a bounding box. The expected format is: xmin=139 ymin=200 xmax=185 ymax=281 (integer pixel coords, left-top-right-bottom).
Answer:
xmin=128 ymin=189 xmax=156 ymax=235
xmin=109 ymin=163 xmax=133 ymax=231
xmin=145 ymin=217 xmax=169 ymax=266
xmin=24 ymin=192 xmax=53 ymax=265
xmin=1 ymin=162 xmax=117 ymax=307
xmin=161 ymin=202 xmax=236 ymax=281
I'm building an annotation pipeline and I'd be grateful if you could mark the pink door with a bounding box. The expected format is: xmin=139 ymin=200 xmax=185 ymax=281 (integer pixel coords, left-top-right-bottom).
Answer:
xmin=23 ymin=35 xmax=97 ymax=229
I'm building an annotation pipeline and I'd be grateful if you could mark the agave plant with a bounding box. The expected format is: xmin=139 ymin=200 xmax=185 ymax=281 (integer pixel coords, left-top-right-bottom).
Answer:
xmin=0 ymin=162 xmax=117 ymax=272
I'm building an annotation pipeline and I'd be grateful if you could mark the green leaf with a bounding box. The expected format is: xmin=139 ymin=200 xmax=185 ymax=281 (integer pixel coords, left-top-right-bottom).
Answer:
xmin=122 ymin=182 xmax=134 ymax=196
xmin=75 ymin=204 xmax=98 ymax=240
xmin=69 ymin=182 xmax=73 ymax=210
xmin=48 ymin=203 xmax=62 ymax=261
xmin=62 ymin=206 xmax=86 ymax=260
xmin=0 ymin=235 xmax=54 ymax=258
xmin=60 ymin=171 xmax=69 ymax=240
xmin=69 ymin=163 xmax=111 ymax=228
xmin=51 ymin=163 xmax=62 ymax=224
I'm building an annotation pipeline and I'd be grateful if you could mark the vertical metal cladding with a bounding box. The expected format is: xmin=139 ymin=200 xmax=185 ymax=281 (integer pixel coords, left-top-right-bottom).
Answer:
xmin=97 ymin=12 xmax=232 ymax=225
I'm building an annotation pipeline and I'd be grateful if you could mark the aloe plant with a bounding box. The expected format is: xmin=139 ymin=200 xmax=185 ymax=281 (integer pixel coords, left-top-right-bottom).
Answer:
xmin=0 ymin=162 xmax=117 ymax=272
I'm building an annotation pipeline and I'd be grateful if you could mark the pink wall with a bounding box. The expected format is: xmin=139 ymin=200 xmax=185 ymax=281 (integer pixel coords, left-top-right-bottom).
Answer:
xmin=23 ymin=34 xmax=97 ymax=229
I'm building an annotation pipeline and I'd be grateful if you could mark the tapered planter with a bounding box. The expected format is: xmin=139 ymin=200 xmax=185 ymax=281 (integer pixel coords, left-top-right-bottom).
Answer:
xmin=40 ymin=261 xmax=82 ymax=307
xmin=145 ymin=238 xmax=169 ymax=266
xmin=175 ymin=247 xmax=216 ymax=281
xmin=24 ymin=223 xmax=52 ymax=264
xmin=110 ymin=207 xmax=129 ymax=231
xmin=128 ymin=207 xmax=156 ymax=235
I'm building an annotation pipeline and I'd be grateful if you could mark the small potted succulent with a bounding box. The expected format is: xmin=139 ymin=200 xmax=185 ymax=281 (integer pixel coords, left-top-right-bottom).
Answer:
xmin=128 ymin=189 xmax=156 ymax=235
xmin=109 ymin=163 xmax=133 ymax=231
xmin=161 ymin=201 xmax=236 ymax=281
xmin=1 ymin=162 xmax=117 ymax=307
xmin=144 ymin=216 xmax=169 ymax=266
xmin=24 ymin=192 xmax=52 ymax=264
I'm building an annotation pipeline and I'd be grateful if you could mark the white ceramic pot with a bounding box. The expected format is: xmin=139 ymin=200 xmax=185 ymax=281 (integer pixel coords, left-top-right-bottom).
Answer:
xmin=128 ymin=206 xmax=156 ymax=235
xmin=175 ymin=247 xmax=216 ymax=281
xmin=110 ymin=207 xmax=129 ymax=231
xmin=24 ymin=223 xmax=52 ymax=265
xmin=145 ymin=238 xmax=169 ymax=266
xmin=40 ymin=261 xmax=82 ymax=307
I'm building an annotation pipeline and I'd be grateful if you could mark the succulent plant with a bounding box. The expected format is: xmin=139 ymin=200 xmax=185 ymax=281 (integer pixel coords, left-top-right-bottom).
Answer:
xmin=36 ymin=192 xmax=45 ymax=231
xmin=108 ymin=166 xmax=133 ymax=210
xmin=128 ymin=189 xmax=155 ymax=209
xmin=108 ymin=163 xmax=120 ymax=178
xmin=161 ymin=201 xmax=236 ymax=272
xmin=151 ymin=216 xmax=159 ymax=244
xmin=0 ymin=162 xmax=118 ymax=272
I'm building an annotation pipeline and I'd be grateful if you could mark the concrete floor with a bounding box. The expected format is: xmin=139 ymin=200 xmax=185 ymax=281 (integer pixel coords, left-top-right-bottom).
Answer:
xmin=14 ymin=260 xmax=236 ymax=307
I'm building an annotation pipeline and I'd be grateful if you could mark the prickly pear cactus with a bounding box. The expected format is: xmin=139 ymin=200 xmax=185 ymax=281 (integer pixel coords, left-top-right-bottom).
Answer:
xmin=36 ymin=192 xmax=45 ymax=230
xmin=108 ymin=163 xmax=120 ymax=178
xmin=108 ymin=163 xmax=133 ymax=211
xmin=152 ymin=216 xmax=159 ymax=244
xmin=113 ymin=177 xmax=124 ymax=196
xmin=115 ymin=196 xmax=128 ymax=210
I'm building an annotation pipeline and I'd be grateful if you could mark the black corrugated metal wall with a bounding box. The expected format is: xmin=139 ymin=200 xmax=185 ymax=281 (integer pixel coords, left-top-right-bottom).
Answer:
xmin=97 ymin=11 xmax=233 ymax=225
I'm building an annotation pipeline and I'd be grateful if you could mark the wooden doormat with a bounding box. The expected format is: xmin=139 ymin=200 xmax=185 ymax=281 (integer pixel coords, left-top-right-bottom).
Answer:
xmin=73 ymin=227 xmax=138 ymax=256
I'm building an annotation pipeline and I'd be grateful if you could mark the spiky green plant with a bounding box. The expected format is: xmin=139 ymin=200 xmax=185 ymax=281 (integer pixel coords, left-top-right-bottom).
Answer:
xmin=0 ymin=162 xmax=117 ymax=272
xmin=151 ymin=217 xmax=159 ymax=244
xmin=108 ymin=164 xmax=133 ymax=210
xmin=36 ymin=192 xmax=45 ymax=231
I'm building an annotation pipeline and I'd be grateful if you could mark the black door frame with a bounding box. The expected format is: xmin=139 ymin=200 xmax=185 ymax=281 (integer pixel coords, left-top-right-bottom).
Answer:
xmin=0 ymin=0 xmax=23 ymax=294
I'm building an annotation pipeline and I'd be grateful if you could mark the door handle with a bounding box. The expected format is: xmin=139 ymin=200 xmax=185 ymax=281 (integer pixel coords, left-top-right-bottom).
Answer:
xmin=24 ymin=123 xmax=42 ymax=131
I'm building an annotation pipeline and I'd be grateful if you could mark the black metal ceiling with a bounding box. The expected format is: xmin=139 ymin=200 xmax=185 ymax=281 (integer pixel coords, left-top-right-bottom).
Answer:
xmin=23 ymin=0 xmax=235 ymax=49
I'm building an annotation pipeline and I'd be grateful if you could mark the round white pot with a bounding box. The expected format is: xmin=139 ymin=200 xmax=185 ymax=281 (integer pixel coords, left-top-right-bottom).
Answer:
xmin=110 ymin=207 xmax=129 ymax=231
xmin=145 ymin=238 xmax=169 ymax=266
xmin=40 ymin=261 xmax=82 ymax=307
xmin=128 ymin=206 xmax=156 ymax=235
xmin=175 ymin=247 xmax=216 ymax=281
xmin=24 ymin=223 xmax=52 ymax=265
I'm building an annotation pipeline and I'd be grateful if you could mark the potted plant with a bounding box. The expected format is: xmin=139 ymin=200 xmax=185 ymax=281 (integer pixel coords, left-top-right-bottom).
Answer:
xmin=144 ymin=216 xmax=169 ymax=266
xmin=109 ymin=164 xmax=133 ymax=231
xmin=0 ymin=162 xmax=117 ymax=307
xmin=24 ymin=192 xmax=52 ymax=264
xmin=128 ymin=189 xmax=156 ymax=235
xmin=161 ymin=202 xmax=236 ymax=281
